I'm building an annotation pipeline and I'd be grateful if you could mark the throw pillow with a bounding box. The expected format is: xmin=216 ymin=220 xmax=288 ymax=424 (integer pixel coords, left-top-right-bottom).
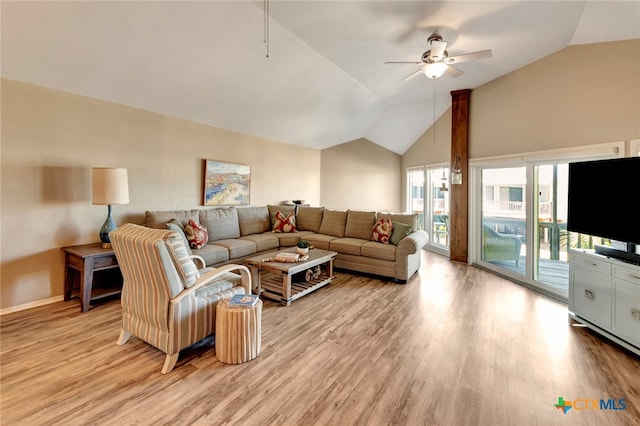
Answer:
xmin=268 ymin=204 xmax=295 ymax=227
xmin=372 ymin=218 xmax=393 ymax=244
xmin=378 ymin=212 xmax=418 ymax=233
xmin=166 ymin=218 xmax=184 ymax=230
xmin=390 ymin=221 xmax=412 ymax=245
xmin=272 ymin=211 xmax=297 ymax=233
xmin=166 ymin=219 xmax=192 ymax=254
xmin=184 ymin=219 xmax=208 ymax=249
xmin=165 ymin=234 xmax=200 ymax=288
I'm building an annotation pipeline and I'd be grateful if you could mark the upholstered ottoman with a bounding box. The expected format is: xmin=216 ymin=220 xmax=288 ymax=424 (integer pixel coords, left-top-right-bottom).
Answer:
xmin=215 ymin=298 xmax=262 ymax=364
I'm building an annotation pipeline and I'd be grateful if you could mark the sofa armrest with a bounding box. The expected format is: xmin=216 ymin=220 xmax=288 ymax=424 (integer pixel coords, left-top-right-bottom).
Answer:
xmin=397 ymin=230 xmax=429 ymax=255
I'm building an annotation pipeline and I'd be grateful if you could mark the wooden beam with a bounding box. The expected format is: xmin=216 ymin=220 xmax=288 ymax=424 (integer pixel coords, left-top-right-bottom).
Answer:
xmin=450 ymin=89 xmax=470 ymax=263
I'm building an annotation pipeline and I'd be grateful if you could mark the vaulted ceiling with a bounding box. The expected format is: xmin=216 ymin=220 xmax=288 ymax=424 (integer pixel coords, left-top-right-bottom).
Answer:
xmin=2 ymin=1 xmax=639 ymax=154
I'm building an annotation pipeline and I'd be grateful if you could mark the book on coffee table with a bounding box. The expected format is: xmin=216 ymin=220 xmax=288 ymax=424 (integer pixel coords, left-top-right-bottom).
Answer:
xmin=228 ymin=293 xmax=259 ymax=307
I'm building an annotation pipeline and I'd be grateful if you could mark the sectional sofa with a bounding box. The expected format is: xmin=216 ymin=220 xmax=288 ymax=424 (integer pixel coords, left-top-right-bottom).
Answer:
xmin=145 ymin=205 xmax=428 ymax=282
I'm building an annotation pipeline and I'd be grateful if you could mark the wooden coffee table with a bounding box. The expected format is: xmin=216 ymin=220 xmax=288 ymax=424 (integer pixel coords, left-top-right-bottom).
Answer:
xmin=245 ymin=247 xmax=337 ymax=305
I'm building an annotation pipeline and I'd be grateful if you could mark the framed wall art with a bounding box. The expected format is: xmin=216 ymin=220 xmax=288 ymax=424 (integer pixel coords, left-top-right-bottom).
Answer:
xmin=203 ymin=159 xmax=251 ymax=206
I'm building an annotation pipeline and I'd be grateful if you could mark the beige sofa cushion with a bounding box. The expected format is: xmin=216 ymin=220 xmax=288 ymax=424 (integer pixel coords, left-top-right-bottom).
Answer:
xmin=269 ymin=230 xmax=313 ymax=247
xmin=145 ymin=209 xmax=200 ymax=229
xmin=296 ymin=207 xmax=324 ymax=232
xmin=209 ymin=239 xmax=256 ymax=260
xmin=377 ymin=212 xmax=418 ymax=232
xmin=361 ymin=241 xmax=396 ymax=261
xmin=238 ymin=234 xmax=279 ymax=252
xmin=329 ymin=238 xmax=367 ymax=256
xmin=200 ymin=208 xmax=240 ymax=241
xmin=194 ymin=244 xmax=230 ymax=265
xmin=345 ymin=210 xmax=376 ymax=240
xmin=318 ymin=209 xmax=347 ymax=238
xmin=237 ymin=206 xmax=270 ymax=236
xmin=304 ymin=233 xmax=338 ymax=251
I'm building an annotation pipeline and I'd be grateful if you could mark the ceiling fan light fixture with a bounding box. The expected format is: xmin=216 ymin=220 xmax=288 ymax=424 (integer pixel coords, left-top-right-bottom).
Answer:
xmin=424 ymin=62 xmax=447 ymax=79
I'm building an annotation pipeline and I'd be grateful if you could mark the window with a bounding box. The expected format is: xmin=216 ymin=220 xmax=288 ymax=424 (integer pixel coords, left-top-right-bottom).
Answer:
xmin=426 ymin=166 xmax=450 ymax=253
xmin=406 ymin=167 xmax=425 ymax=230
xmin=407 ymin=165 xmax=450 ymax=253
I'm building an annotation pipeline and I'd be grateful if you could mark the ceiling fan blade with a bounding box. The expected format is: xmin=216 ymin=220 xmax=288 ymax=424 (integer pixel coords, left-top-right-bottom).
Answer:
xmin=402 ymin=67 xmax=425 ymax=81
xmin=429 ymin=40 xmax=447 ymax=61
xmin=385 ymin=61 xmax=423 ymax=65
xmin=446 ymin=49 xmax=492 ymax=64
xmin=445 ymin=65 xmax=464 ymax=78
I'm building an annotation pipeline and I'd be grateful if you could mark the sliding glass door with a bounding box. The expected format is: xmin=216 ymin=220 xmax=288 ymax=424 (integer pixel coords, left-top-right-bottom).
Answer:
xmin=480 ymin=166 xmax=527 ymax=273
xmin=533 ymin=164 xmax=569 ymax=294
xmin=478 ymin=163 xmax=569 ymax=299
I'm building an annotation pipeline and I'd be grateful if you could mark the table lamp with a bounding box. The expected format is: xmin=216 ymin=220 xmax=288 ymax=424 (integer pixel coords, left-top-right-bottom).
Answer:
xmin=92 ymin=167 xmax=129 ymax=248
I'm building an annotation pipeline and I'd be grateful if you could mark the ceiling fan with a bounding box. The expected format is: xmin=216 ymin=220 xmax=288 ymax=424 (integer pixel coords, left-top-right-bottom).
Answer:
xmin=385 ymin=33 xmax=492 ymax=80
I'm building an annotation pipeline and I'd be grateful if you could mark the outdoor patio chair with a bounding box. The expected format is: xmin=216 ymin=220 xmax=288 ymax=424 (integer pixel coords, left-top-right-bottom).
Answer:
xmin=482 ymin=223 xmax=522 ymax=267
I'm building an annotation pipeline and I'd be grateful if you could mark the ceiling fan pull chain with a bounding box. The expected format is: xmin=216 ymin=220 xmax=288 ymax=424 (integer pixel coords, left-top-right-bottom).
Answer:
xmin=433 ymin=85 xmax=436 ymax=147
xmin=264 ymin=0 xmax=270 ymax=58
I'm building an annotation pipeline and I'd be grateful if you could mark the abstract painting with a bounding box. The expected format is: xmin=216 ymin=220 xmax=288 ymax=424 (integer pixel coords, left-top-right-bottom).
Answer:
xmin=203 ymin=160 xmax=250 ymax=206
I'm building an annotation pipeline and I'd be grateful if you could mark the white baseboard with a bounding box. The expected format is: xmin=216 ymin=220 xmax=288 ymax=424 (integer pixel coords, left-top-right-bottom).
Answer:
xmin=0 ymin=296 xmax=64 ymax=316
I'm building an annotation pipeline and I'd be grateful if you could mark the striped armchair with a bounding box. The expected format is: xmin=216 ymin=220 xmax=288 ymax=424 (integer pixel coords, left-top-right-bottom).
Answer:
xmin=110 ymin=223 xmax=251 ymax=374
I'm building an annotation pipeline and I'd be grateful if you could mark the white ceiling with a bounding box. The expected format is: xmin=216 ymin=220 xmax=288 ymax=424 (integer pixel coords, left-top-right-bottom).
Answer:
xmin=2 ymin=1 xmax=639 ymax=154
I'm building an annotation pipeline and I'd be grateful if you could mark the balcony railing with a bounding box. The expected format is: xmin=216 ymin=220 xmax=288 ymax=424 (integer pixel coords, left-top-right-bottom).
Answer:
xmin=483 ymin=200 xmax=524 ymax=218
xmin=482 ymin=201 xmax=554 ymax=219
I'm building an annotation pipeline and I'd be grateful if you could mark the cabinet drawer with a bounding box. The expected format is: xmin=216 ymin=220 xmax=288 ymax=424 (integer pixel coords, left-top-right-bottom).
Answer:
xmin=570 ymin=251 xmax=611 ymax=275
xmin=570 ymin=267 xmax=612 ymax=329
xmin=612 ymin=264 xmax=640 ymax=287
xmin=93 ymin=255 xmax=119 ymax=269
xmin=613 ymin=280 xmax=640 ymax=347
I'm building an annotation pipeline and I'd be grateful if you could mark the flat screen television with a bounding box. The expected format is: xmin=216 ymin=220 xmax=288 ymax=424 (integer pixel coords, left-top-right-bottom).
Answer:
xmin=567 ymin=156 xmax=640 ymax=262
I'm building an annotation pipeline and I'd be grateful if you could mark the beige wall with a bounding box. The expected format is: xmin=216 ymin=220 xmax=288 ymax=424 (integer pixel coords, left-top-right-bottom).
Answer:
xmin=1 ymin=79 xmax=325 ymax=310
xmin=403 ymin=108 xmax=452 ymax=169
xmin=1 ymin=79 xmax=404 ymax=310
xmin=401 ymin=39 xmax=639 ymax=206
xmin=320 ymin=138 xmax=402 ymax=211
xmin=404 ymin=40 xmax=639 ymax=167
xmin=3 ymin=39 xmax=638 ymax=311
xmin=470 ymin=39 xmax=639 ymax=158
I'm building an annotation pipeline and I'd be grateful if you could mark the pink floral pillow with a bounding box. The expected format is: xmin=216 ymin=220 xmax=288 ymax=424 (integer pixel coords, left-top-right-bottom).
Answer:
xmin=272 ymin=211 xmax=297 ymax=233
xmin=184 ymin=219 xmax=208 ymax=249
xmin=372 ymin=218 xmax=393 ymax=244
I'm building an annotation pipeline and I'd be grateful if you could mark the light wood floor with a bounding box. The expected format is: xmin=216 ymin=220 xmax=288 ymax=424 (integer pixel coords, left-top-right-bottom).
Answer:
xmin=1 ymin=250 xmax=639 ymax=426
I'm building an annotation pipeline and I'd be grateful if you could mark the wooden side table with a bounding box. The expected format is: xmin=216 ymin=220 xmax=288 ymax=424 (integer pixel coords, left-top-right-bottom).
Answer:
xmin=62 ymin=243 xmax=122 ymax=313
xmin=215 ymin=298 xmax=262 ymax=364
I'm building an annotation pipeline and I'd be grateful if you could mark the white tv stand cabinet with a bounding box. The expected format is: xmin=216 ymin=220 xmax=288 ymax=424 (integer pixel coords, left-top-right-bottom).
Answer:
xmin=569 ymin=249 xmax=640 ymax=356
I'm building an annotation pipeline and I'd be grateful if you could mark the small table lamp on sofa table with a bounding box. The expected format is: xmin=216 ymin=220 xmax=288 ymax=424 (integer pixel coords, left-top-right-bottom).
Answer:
xmin=92 ymin=167 xmax=129 ymax=248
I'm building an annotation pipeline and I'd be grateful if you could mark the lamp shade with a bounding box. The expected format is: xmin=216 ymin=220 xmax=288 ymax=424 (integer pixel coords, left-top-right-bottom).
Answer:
xmin=92 ymin=168 xmax=129 ymax=205
xmin=424 ymin=63 xmax=447 ymax=79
